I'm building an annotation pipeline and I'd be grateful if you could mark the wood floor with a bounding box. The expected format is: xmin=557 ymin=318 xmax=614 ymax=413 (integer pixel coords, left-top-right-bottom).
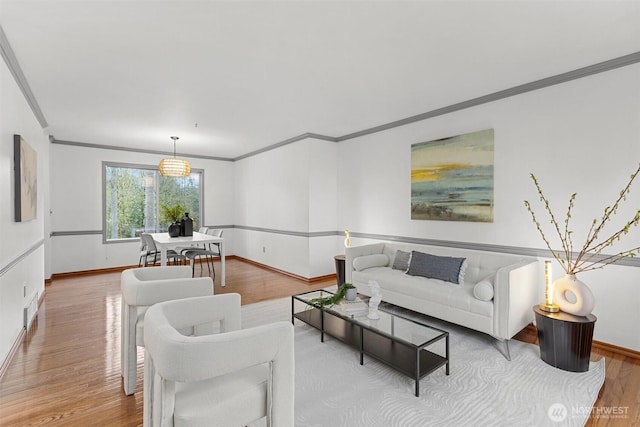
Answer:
xmin=0 ymin=258 xmax=638 ymax=426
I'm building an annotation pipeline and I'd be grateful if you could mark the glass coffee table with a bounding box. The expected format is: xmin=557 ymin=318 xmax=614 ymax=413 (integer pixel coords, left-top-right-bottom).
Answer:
xmin=292 ymin=289 xmax=449 ymax=396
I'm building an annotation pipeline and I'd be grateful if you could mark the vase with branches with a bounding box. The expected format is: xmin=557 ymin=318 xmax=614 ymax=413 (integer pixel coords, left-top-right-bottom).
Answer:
xmin=524 ymin=164 xmax=640 ymax=274
xmin=523 ymin=164 xmax=640 ymax=315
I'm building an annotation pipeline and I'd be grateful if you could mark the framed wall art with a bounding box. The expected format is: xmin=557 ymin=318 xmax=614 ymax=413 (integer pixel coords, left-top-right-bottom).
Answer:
xmin=14 ymin=134 xmax=38 ymax=222
xmin=411 ymin=128 xmax=494 ymax=223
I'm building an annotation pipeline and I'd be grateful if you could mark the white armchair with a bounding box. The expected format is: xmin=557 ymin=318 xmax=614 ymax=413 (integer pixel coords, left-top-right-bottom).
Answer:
xmin=143 ymin=293 xmax=294 ymax=427
xmin=121 ymin=266 xmax=213 ymax=395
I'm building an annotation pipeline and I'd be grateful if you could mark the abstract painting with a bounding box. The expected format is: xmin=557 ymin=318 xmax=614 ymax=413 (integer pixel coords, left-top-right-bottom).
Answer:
xmin=14 ymin=134 xmax=37 ymax=222
xmin=411 ymin=129 xmax=494 ymax=222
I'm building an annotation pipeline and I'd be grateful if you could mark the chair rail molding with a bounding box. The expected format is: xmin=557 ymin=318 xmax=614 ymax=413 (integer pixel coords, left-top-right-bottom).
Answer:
xmin=0 ymin=239 xmax=45 ymax=278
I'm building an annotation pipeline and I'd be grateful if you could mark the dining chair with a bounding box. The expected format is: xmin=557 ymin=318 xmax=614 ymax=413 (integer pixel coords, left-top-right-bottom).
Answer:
xmin=181 ymin=229 xmax=223 ymax=278
xmin=140 ymin=233 xmax=185 ymax=266
xmin=206 ymin=228 xmax=223 ymax=258
xmin=143 ymin=293 xmax=294 ymax=426
xmin=120 ymin=266 xmax=213 ymax=395
xmin=175 ymin=227 xmax=209 ymax=255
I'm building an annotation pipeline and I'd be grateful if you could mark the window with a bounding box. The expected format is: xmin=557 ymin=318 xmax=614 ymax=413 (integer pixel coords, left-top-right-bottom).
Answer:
xmin=103 ymin=162 xmax=203 ymax=241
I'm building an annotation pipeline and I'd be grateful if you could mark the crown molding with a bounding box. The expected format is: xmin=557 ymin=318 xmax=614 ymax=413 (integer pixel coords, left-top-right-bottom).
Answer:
xmin=4 ymin=18 xmax=637 ymax=161
xmin=336 ymin=51 xmax=640 ymax=142
xmin=0 ymin=24 xmax=48 ymax=128
xmin=237 ymin=51 xmax=640 ymax=157
xmin=233 ymin=133 xmax=338 ymax=161
xmin=49 ymin=136 xmax=233 ymax=162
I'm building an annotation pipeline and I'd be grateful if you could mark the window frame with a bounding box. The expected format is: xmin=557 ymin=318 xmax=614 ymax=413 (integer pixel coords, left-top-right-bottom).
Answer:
xmin=101 ymin=161 xmax=205 ymax=244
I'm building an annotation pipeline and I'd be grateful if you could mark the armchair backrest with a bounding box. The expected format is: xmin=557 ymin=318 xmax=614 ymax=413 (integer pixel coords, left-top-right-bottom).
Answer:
xmin=131 ymin=265 xmax=192 ymax=281
xmin=122 ymin=266 xmax=212 ymax=307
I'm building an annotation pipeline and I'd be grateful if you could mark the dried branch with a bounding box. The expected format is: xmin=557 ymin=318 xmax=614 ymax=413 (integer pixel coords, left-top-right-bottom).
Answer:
xmin=524 ymin=164 xmax=640 ymax=274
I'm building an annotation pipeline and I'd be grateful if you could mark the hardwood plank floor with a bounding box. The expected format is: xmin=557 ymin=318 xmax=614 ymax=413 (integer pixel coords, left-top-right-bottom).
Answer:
xmin=0 ymin=258 xmax=638 ymax=426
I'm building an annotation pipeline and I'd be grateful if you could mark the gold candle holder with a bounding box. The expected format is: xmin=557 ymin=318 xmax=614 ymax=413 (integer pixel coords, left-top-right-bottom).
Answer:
xmin=539 ymin=260 xmax=560 ymax=313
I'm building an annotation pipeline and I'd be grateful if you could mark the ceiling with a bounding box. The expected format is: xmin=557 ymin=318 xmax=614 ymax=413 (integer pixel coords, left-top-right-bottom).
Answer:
xmin=1 ymin=1 xmax=639 ymax=160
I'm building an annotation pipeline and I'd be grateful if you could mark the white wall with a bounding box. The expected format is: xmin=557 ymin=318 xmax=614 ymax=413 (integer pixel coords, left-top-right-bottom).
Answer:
xmin=49 ymin=143 xmax=235 ymax=274
xmin=0 ymin=57 xmax=48 ymax=367
xmin=233 ymin=138 xmax=340 ymax=278
xmin=337 ymin=63 xmax=640 ymax=351
xmin=5 ymin=47 xmax=638 ymax=359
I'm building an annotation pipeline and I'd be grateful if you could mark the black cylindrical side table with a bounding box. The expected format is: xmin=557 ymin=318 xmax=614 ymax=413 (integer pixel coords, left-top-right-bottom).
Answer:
xmin=334 ymin=255 xmax=345 ymax=286
xmin=533 ymin=305 xmax=597 ymax=372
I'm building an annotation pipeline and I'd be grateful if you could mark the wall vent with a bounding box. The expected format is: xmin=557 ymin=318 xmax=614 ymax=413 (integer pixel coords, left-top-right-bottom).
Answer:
xmin=24 ymin=292 xmax=38 ymax=330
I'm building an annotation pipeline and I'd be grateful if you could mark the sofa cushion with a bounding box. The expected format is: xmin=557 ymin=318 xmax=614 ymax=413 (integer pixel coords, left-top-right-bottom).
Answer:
xmin=174 ymin=364 xmax=268 ymax=426
xmin=353 ymin=254 xmax=389 ymax=271
xmin=407 ymin=251 xmax=467 ymax=284
xmin=352 ymin=267 xmax=493 ymax=318
xmin=473 ymin=279 xmax=494 ymax=301
xmin=391 ymin=250 xmax=411 ymax=271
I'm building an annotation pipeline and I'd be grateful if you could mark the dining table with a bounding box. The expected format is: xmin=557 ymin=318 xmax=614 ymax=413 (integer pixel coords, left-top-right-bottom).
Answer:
xmin=149 ymin=231 xmax=226 ymax=286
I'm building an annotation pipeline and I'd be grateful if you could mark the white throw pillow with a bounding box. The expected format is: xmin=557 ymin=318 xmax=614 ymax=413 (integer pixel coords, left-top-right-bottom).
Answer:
xmin=458 ymin=259 xmax=468 ymax=286
xmin=473 ymin=279 xmax=494 ymax=301
xmin=353 ymin=254 xmax=389 ymax=271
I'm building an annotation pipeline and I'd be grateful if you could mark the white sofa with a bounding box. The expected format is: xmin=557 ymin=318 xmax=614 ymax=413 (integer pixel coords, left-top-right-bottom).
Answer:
xmin=345 ymin=242 xmax=538 ymax=358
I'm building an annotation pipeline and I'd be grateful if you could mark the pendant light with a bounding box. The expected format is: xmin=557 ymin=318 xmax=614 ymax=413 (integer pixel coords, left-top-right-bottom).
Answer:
xmin=159 ymin=136 xmax=191 ymax=177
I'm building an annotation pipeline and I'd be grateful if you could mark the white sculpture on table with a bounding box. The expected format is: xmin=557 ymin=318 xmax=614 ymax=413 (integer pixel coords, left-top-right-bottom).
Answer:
xmin=367 ymin=280 xmax=382 ymax=319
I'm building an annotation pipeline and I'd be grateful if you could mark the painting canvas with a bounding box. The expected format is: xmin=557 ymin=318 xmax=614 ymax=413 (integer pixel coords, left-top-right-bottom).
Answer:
xmin=14 ymin=134 xmax=37 ymax=222
xmin=411 ymin=129 xmax=494 ymax=222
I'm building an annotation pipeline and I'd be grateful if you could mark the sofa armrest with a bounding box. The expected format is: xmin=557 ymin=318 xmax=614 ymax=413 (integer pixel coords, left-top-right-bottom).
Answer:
xmin=492 ymin=259 xmax=539 ymax=340
xmin=345 ymin=243 xmax=386 ymax=283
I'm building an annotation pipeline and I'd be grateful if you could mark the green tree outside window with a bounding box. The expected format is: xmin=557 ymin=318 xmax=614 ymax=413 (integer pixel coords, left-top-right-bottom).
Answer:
xmin=104 ymin=163 xmax=202 ymax=240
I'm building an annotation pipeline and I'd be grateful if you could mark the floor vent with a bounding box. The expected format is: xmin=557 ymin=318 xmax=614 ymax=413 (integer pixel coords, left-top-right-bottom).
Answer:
xmin=24 ymin=292 xmax=38 ymax=330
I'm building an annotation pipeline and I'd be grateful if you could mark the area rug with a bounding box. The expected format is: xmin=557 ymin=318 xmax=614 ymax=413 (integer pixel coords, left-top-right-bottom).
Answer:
xmin=242 ymin=297 xmax=605 ymax=427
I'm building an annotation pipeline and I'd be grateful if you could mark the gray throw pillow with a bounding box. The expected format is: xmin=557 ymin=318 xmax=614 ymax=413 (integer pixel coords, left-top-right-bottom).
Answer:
xmin=392 ymin=250 xmax=411 ymax=271
xmin=407 ymin=251 xmax=467 ymax=284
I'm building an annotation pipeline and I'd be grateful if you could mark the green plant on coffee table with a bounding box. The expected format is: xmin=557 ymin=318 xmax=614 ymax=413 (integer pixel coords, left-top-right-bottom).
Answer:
xmin=309 ymin=283 xmax=355 ymax=307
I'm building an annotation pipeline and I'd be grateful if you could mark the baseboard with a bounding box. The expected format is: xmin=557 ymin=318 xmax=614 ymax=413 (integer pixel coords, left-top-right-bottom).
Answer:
xmin=592 ymin=340 xmax=640 ymax=360
xmin=0 ymin=289 xmax=45 ymax=382
xmin=232 ymin=256 xmax=336 ymax=284
xmin=48 ymin=257 xmax=239 ymax=281
xmin=47 ymin=256 xmax=334 ymax=284
xmin=524 ymin=324 xmax=640 ymax=360
xmin=50 ymin=265 xmax=139 ymax=280
xmin=0 ymin=328 xmax=25 ymax=382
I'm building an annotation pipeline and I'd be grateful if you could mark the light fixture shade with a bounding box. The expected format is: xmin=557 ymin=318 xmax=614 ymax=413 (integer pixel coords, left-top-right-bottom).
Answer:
xmin=159 ymin=158 xmax=191 ymax=177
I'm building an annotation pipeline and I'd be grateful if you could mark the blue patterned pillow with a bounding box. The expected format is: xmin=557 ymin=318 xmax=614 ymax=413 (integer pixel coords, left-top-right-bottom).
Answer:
xmin=406 ymin=251 xmax=467 ymax=284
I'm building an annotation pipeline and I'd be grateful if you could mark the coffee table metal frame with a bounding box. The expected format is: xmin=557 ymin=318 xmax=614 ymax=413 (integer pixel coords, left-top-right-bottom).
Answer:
xmin=291 ymin=289 xmax=449 ymax=396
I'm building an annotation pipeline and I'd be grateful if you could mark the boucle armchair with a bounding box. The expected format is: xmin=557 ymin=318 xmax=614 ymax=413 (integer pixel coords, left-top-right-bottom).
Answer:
xmin=143 ymin=293 xmax=294 ymax=427
xmin=120 ymin=266 xmax=213 ymax=395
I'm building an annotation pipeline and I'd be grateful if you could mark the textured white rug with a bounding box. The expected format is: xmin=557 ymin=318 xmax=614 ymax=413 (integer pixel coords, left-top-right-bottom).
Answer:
xmin=243 ymin=297 xmax=605 ymax=427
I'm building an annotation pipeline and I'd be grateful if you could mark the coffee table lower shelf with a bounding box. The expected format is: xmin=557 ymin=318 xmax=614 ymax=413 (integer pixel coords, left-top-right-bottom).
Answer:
xmin=292 ymin=304 xmax=449 ymax=397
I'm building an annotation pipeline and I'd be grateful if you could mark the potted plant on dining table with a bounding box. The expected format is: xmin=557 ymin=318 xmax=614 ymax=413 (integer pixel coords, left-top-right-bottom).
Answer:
xmin=161 ymin=203 xmax=185 ymax=237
